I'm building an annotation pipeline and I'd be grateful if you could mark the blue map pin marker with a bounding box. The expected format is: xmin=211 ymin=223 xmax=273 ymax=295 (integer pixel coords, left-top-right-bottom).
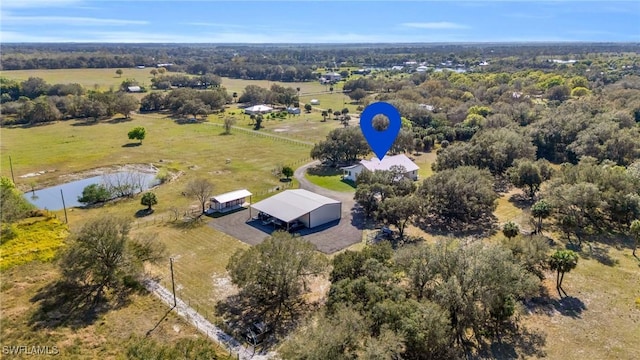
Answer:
xmin=360 ymin=102 xmax=401 ymax=160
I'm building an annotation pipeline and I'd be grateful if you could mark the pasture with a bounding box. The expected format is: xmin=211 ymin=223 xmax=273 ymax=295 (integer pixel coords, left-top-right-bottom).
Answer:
xmin=2 ymin=67 xmax=155 ymax=91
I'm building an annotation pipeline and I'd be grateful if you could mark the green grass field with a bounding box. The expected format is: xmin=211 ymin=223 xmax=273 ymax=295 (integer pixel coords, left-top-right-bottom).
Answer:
xmin=2 ymin=68 xmax=155 ymax=91
xmin=305 ymin=168 xmax=355 ymax=192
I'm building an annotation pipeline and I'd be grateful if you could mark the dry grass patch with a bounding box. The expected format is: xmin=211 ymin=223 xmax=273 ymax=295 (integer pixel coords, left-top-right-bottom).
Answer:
xmin=0 ymin=261 xmax=231 ymax=359
xmin=523 ymin=246 xmax=640 ymax=359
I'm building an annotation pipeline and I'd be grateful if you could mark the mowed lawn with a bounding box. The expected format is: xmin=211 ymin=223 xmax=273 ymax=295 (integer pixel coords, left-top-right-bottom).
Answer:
xmin=2 ymin=67 xmax=155 ymax=91
xmin=208 ymin=110 xmax=345 ymax=144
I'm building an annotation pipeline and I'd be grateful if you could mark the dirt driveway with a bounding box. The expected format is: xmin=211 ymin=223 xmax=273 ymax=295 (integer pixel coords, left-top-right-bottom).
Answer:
xmin=208 ymin=161 xmax=363 ymax=254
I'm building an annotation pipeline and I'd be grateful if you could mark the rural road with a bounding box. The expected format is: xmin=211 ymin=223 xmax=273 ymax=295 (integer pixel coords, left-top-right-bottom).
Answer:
xmin=143 ymin=279 xmax=274 ymax=360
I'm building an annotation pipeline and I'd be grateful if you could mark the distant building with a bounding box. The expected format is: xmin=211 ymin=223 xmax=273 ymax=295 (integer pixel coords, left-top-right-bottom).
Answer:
xmin=342 ymin=154 xmax=420 ymax=182
xmin=136 ymin=65 xmax=146 ymax=69
xmin=310 ymin=99 xmax=320 ymax=105
xmin=244 ymin=104 xmax=273 ymax=115
xmin=391 ymin=65 xmax=404 ymax=71
xmin=286 ymin=107 xmax=301 ymax=115
xmin=320 ymin=72 xmax=342 ymax=83
xmin=127 ymin=86 xmax=142 ymax=93
xmin=416 ymin=65 xmax=430 ymax=72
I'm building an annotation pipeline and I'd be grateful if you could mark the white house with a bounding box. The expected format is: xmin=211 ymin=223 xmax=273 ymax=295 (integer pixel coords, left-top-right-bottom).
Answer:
xmin=244 ymin=104 xmax=273 ymax=115
xmin=320 ymin=72 xmax=342 ymax=83
xmin=127 ymin=86 xmax=142 ymax=93
xmin=342 ymin=154 xmax=420 ymax=182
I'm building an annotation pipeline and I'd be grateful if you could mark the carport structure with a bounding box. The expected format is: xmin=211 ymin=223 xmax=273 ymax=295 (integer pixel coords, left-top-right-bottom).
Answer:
xmin=250 ymin=189 xmax=341 ymax=231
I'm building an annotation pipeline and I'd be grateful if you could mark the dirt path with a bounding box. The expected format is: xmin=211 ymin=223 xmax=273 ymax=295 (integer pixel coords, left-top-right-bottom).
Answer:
xmin=143 ymin=279 xmax=275 ymax=360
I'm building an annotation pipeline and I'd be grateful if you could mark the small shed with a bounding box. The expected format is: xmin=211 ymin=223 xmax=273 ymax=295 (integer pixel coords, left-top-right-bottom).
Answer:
xmin=286 ymin=107 xmax=301 ymax=115
xmin=310 ymin=99 xmax=320 ymax=105
xmin=209 ymin=189 xmax=252 ymax=212
xmin=127 ymin=86 xmax=142 ymax=93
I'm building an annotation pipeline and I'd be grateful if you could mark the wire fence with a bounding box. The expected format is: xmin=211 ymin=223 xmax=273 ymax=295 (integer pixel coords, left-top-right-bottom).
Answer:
xmin=208 ymin=122 xmax=313 ymax=147
xmin=157 ymin=261 xmax=245 ymax=359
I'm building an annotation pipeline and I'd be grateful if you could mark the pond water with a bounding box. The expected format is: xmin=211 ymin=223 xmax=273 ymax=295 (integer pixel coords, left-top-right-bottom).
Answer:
xmin=24 ymin=171 xmax=159 ymax=210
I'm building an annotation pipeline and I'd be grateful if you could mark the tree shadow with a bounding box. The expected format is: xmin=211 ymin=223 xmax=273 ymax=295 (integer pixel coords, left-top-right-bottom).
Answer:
xmin=478 ymin=323 xmax=547 ymax=359
xmin=414 ymin=213 xmax=498 ymax=239
xmin=135 ymin=208 xmax=154 ymax=218
xmin=508 ymin=192 xmax=535 ymax=210
xmin=122 ymin=143 xmax=142 ymax=148
xmin=174 ymin=118 xmax=203 ymax=125
xmin=215 ymin=291 xmax=312 ymax=350
xmin=28 ymin=280 xmax=138 ymax=330
xmin=70 ymin=119 xmax=101 ymax=126
xmin=572 ymin=242 xmax=619 ymax=267
xmin=525 ymin=289 xmax=587 ymax=319
xmin=105 ymin=117 xmax=132 ymax=124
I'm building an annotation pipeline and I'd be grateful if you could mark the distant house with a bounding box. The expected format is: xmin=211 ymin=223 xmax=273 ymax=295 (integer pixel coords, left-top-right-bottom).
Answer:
xmin=342 ymin=154 xmax=420 ymax=182
xmin=286 ymin=107 xmax=301 ymax=115
xmin=136 ymin=65 xmax=146 ymax=69
xmin=310 ymin=99 xmax=320 ymax=105
xmin=244 ymin=104 xmax=273 ymax=115
xmin=127 ymin=86 xmax=142 ymax=93
xmin=416 ymin=65 xmax=430 ymax=72
xmin=391 ymin=65 xmax=404 ymax=71
xmin=320 ymin=72 xmax=342 ymax=83
xmin=209 ymin=189 xmax=252 ymax=213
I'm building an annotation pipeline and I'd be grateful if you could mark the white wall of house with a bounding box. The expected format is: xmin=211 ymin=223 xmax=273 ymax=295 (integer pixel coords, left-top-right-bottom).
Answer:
xmin=309 ymin=203 xmax=341 ymax=228
xmin=343 ymin=165 xmax=366 ymax=182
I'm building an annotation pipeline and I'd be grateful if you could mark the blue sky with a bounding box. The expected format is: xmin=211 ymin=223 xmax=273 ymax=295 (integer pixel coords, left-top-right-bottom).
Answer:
xmin=1 ymin=0 xmax=638 ymax=43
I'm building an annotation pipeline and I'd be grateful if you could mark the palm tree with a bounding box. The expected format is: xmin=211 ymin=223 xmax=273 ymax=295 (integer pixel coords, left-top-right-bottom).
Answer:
xmin=321 ymin=110 xmax=328 ymax=122
xmin=549 ymin=249 xmax=578 ymax=297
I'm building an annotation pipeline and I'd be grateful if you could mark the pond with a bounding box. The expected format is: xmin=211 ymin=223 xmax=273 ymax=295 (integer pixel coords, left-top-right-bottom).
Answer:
xmin=24 ymin=171 xmax=159 ymax=210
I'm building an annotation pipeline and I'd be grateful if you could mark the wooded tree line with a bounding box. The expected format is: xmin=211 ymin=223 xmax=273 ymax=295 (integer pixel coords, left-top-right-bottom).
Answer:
xmin=0 ymin=76 xmax=235 ymax=125
xmin=2 ymin=43 xmax=637 ymax=74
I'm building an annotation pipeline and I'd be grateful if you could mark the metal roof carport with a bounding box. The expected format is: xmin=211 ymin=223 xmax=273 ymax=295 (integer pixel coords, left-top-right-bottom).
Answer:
xmin=250 ymin=189 xmax=341 ymax=230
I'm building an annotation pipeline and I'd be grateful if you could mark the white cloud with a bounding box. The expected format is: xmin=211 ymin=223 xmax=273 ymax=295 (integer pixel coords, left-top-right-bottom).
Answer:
xmin=1 ymin=0 xmax=83 ymax=9
xmin=1 ymin=14 xmax=148 ymax=26
xmin=401 ymin=22 xmax=470 ymax=30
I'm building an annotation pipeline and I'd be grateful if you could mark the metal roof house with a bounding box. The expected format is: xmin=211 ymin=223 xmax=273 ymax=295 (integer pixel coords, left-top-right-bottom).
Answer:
xmin=342 ymin=154 xmax=420 ymax=182
xmin=251 ymin=189 xmax=341 ymax=230
xmin=209 ymin=189 xmax=252 ymax=212
xmin=244 ymin=104 xmax=273 ymax=115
